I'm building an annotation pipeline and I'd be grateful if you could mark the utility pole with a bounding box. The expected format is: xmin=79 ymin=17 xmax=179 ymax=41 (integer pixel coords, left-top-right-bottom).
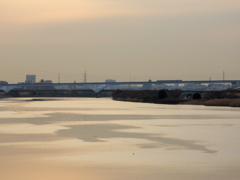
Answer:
xmin=209 ymin=76 xmax=212 ymax=90
xmin=223 ymin=71 xmax=225 ymax=81
xmin=84 ymin=71 xmax=87 ymax=83
xmin=58 ymin=73 xmax=60 ymax=83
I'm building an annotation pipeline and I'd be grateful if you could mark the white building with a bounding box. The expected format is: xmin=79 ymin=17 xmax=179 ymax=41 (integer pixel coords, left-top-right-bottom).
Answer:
xmin=25 ymin=75 xmax=36 ymax=84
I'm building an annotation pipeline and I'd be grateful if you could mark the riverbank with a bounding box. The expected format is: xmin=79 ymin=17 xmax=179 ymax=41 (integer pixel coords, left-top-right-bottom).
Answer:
xmin=112 ymin=90 xmax=240 ymax=107
xmin=114 ymin=97 xmax=240 ymax=107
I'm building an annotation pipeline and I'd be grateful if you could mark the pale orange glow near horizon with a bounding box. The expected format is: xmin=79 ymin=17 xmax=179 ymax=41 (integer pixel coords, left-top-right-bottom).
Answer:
xmin=2 ymin=0 xmax=240 ymax=24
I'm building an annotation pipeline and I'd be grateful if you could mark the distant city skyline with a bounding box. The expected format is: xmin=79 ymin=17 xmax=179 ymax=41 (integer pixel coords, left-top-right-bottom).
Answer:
xmin=1 ymin=0 xmax=240 ymax=83
xmin=1 ymin=71 xmax=239 ymax=84
xmin=2 ymin=71 xmax=239 ymax=85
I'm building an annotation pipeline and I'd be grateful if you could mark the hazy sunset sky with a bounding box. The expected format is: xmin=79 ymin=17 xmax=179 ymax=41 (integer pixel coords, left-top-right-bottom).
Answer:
xmin=1 ymin=0 xmax=240 ymax=83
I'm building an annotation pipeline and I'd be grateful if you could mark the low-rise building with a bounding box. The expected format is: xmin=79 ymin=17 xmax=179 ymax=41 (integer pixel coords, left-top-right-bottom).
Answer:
xmin=105 ymin=79 xmax=116 ymax=83
xmin=0 ymin=81 xmax=8 ymax=84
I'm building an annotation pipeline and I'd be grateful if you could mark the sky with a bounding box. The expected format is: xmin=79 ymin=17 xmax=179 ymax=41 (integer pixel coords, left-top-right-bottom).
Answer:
xmin=1 ymin=0 xmax=240 ymax=83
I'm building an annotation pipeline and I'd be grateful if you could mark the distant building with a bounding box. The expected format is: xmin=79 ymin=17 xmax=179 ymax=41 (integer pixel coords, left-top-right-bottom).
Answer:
xmin=142 ymin=80 xmax=154 ymax=90
xmin=25 ymin=75 xmax=36 ymax=84
xmin=39 ymin=79 xmax=53 ymax=84
xmin=142 ymin=84 xmax=153 ymax=90
xmin=35 ymin=79 xmax=54 ymax=90
xmin=43 ymin=80 xmax=53 ymax=84
xmin=0 ymin=81 xmax=8 ymax=84
xmin=105 ymin=79 xmax=116 ymax=83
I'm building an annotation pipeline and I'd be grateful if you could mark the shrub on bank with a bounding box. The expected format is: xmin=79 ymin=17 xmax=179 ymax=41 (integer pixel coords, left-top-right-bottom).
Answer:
xmin=230 ymin=100 xmax=240 ymax=107
xmin=204 ymin=90 xmax=239 ymax=100
xmin=204 ymin=99 xmax=240 ymax=107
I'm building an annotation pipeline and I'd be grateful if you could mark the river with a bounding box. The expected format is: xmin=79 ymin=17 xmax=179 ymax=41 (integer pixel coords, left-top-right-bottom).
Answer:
xmin=0 ymin=98 xmax=239 ymax=180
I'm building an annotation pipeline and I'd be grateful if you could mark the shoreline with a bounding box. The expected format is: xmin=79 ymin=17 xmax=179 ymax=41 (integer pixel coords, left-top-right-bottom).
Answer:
xmin=113 ymin=97 xmax=240 ymax=107
xmin=112 ymin=90 xmax=240 ymax=107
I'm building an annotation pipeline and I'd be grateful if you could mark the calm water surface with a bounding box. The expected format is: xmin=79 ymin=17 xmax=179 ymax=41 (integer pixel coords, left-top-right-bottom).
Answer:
xmin=0 ymin=98 xmax=240 ymax=180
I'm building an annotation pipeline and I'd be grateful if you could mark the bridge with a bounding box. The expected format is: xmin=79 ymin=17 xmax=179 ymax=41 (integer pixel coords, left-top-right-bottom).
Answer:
xmin=0 ymin=80 xmax=239 ymax=93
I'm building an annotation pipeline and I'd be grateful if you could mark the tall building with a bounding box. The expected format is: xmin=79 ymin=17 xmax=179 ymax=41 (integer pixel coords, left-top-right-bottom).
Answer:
xmin=25 ymin=75 xmax=36 ymax=84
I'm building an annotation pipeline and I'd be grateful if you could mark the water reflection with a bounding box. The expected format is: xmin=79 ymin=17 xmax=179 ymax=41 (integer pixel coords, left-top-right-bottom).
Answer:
xmin=56 ymin=123 xmax=217 ymax=154
xmin=0 ymin=113 xmax=237 ymax=125
xmin=0 ymin=119 xmax=217 ymax=153
xmin=0 ymin=133 xmax=60 ymax=143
